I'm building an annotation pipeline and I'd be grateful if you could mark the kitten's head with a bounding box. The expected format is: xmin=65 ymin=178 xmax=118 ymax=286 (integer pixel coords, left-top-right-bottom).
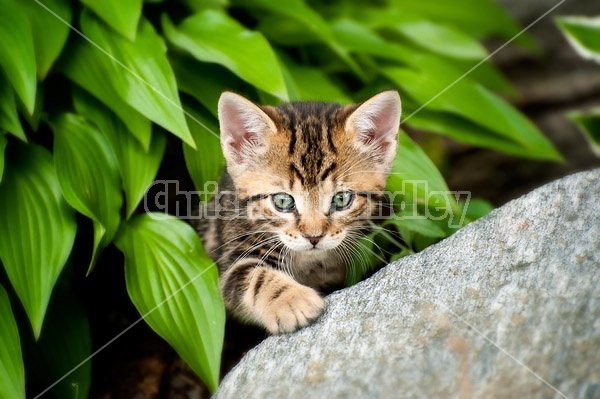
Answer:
xmin=218 ymin=91 xmax=401 ymax=253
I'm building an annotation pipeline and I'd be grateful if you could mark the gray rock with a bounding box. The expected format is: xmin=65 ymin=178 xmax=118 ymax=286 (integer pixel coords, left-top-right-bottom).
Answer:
xmin=214 ymin=170 xmax=600 ymax=399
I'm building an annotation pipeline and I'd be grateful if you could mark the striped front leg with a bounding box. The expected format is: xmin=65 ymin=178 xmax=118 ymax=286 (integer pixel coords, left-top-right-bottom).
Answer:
xmin=220 ymin=259 xmax=324 ymax=334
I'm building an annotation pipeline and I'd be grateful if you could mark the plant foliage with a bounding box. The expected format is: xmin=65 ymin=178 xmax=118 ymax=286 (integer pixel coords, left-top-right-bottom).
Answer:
xmin=557 ymin=15 xmax=600 ymax=156
xmin=0 ymin=0 xmax=563 ymax=395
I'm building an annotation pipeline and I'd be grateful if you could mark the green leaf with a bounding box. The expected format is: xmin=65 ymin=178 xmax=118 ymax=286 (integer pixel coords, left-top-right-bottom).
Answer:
xmin=0 ymin=144 xmax=77 ymax=338
xmin=0 ymin=285 xmax=25 ymax=399
xmin=393 ymin=21 xmax=487 ymax=60
xmin=257 ymin=14 xmax=320 ymax=46
xmin=170 ymin=54 xmax=240 ymax=118
xmin=163 ymin=10 xmax=288 ymax=100
xmin=389 ymin=0 xmax=524 ymax=40
xmin=52 ymin=113 xmax=122 ymax=273
xmin=387 ymin=132 xmax=456 ymax=212
xmin=0 ymin=134 xmax=6 ymax=182
xmin=59 ymin=38 xmax=152 ymax=150
xmin=0 ymin=0 xmax=37 ymax=114
xmin=407 ymin=110 xmax=548 ymax=159
xmin=449 ymin=58 xmax=514 ymax=94
xmin=231 ymin=0 xmax=364 ymax=78
xmin=183 ymin=106 xmax=223 ymax=202
xmin=80 ymin=0 xmax=142 ymax=41
xmin=28 ymin=279 xmax=92 ymax=399
xmin=279 ymin=53 xmax=352 ymax=103
xmin=20 ymin=0 xmax=72 ymax=79
xmin=0 ymin=73 xmax=25 ymax=141
xmin=80 ymin=12 xmax=194 ymax=148
xmin=383 ymin=67 xmax=563 ymax=161
xmin=114 ymin=214 xmax=225 ymax=392
xmin=19 ymin=82 xmax=44 ymax=132
xmin=331 ymin=18 xmax=408 ymax=59
xmin=556 ymin=16 xmax=600 ymax=63
xmin=73 ymin=88 xmax=166 ymax=218
xmin=384 ymin=213 xmax=446 ymax=239
xmin=462 ymin=198 xmax=494 ymax=222
xmin=568 ymin=109 xmax=600 ymax=157
xmin=330 ymin=17 xmax=511 ymax=94
xmin=183 ymin=0 xmax=229 ymax=11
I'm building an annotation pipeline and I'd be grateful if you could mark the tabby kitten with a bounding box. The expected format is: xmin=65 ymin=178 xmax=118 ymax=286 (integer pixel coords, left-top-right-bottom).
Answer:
xmin=195 ymin=90 xmax=401 ymax=334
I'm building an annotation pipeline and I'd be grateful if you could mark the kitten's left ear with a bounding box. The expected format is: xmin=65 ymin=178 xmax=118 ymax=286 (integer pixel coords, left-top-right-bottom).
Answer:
xmin=345 ymin=90 xmax=401 ymax=165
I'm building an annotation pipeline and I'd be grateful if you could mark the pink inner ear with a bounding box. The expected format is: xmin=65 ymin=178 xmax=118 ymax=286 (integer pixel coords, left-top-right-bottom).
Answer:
xmin=363 ymin=115 xmax=391 ymax=144
xmin=218 ymin=92 xmax=273 ymax=163
xmin=353 ymin=92 xmax=401 ymax=146
xmin=223 ymin=117 xmax=257 ymax=153
xmin=347 ymin=91 xmax=401 ymax=164
xmin=220 ymin=102 xmax=254 ymax=151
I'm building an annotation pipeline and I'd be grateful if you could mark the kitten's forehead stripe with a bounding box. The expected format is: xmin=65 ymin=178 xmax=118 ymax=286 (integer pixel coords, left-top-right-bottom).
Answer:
xmin=290 ymin=163 xmax=306 ymax=185
xmin=320 ymin=161 xmax=337 ymax=181
xmin=275 ymin=101 xmax=345 ymax=188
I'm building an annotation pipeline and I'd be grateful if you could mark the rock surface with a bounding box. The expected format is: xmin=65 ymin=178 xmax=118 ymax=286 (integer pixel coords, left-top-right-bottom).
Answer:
xmin=214 ymin=170 xmax=600 ymax=399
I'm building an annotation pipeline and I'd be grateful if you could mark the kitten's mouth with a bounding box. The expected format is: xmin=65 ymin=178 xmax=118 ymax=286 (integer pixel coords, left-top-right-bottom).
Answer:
xmin=287 ymin=245 xmax=328 ymax=254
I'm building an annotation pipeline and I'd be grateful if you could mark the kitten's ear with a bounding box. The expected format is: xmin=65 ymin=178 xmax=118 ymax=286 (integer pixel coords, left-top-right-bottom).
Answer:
xmin=218 ymin=91 xmax=276 ymax=164
xmin=345 ymin=90 xmax=401 ymax=165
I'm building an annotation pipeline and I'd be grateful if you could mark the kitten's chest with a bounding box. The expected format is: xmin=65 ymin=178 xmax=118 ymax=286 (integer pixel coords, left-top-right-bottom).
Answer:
xmin=287 ymin=252 xmax=346 ymax=291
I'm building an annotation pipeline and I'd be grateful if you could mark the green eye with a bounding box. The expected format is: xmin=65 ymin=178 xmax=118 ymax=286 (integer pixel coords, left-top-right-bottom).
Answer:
xmin=332 ymin=191 xmax=354 ymax=211
xmin=272 ymin=193 xmax=296 ymax=212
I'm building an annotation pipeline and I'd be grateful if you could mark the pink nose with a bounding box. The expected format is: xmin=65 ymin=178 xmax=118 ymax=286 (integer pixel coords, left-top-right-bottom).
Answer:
xmin=305 ymin=235 xmax=324 ymax=246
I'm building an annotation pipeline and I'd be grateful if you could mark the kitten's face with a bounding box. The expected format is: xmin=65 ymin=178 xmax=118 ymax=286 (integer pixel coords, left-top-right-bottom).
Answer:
xmin=218 ymin=91 xmax=401 ymax=255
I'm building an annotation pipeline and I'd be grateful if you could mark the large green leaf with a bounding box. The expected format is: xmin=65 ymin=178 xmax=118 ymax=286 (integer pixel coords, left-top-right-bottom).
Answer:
xmin=331 ymin=18 xmax=511 ymax=93
xmin=170 ymin=54 xmax=240 ymax=118
xmin=20 ymin=0 xmax=72 ymax=79
xmin=0 ymin=73 xmax=25 ymax=141
xmin=568 ymin=109 xmax=600 ymax=157
xmin=80 ymin=0 xmax=142 ymax=41
xmin=163 ymin=10 xmax=288 ymax=100
xmin=183 ymin=106 xmax=224 ymax=202
xmin=387 ymin=132 xmax=456 ymax=212
xmin=407 ymin=110 xmax=548 ymax=159
xmin=28 ymin=279 xmax=91 ymax=399
xmin=19 ymin=82 xmax=44 ymax=132
xmin=449 ymin=57 xmax=514 ymax=94
xmin=279 ymin=53 xmax=352 ymax=103
xmin=393 ymin=20 xmax=487 ymax=60
xmin=52 ymin=113 xmax=122 ymax=273
xmin=0 ymin=134 xmax=6 ymax=182
xmin=73 ymin=89 xmax=166 ymax=218
xmin=0 ymin=144 xmax=77 ymax=338
xmin=387 ymin=0 xmax=524 ymax=40
xmin=59 ymin=39 xmax=152 ymax=150
xmin=383 ymin=213 xmax=446 ymax=239
xmin=556 ymin=16 xmax=600 ymax=63
xmin=183 ymin=0 xmax=228 ymax=11
xmin=383 ymin=67 xmax=563 ymax=161
xmin=0 ymin=0 xmax=37 ymax=114
xmin=115 ymin=214 xmax=225 ymax=392
xmin=0 ymin=285 xmax=25 ymax=399
xmin=257 ymin=14 xmax=320 ymax=46
xmin=231 ymin=0 xmax=363 ymax=78
xmin=80 ymin=11 xmax=194 ymax=147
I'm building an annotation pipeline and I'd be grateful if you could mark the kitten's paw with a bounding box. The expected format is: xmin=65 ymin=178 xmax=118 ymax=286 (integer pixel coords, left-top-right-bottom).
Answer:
xmin=262 ymin=284 xmax=324 ymax=334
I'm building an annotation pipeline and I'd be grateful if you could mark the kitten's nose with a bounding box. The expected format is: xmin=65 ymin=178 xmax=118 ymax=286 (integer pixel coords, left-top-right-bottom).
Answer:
xmin=305 ymin=235 xmax=324 ymax=246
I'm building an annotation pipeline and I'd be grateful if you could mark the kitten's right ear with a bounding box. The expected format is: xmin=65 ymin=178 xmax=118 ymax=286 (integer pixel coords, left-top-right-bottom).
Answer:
xmin=218 ymin=92 xmax=276 ymax=164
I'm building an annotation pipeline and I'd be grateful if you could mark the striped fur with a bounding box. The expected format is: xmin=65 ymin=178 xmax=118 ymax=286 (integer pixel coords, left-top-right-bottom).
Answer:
xmin=194 ymin=91 xmax=401 ymax=334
